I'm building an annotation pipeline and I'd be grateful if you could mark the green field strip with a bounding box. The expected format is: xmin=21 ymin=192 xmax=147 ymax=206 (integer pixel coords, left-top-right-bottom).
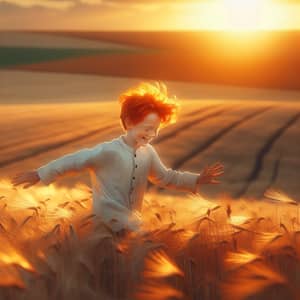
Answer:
xmin=0 ymin=46 xmax=146 ymax=68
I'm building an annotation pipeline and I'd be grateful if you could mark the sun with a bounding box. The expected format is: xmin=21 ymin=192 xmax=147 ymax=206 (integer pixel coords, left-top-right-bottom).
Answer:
xmin=222 ymin=0 xmax=266 ymax=31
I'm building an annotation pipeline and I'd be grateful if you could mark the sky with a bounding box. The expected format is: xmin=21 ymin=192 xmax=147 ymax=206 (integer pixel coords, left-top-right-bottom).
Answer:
xmin=0 ymin=0 xmax=300 ymax=31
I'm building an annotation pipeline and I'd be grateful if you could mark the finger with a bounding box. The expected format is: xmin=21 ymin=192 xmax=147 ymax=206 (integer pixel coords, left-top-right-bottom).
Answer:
xmin=211 ymin=164 xmax=224 ymax=170
xmin=206 ymin=170 xmax=224 ymax=177
xmin=23 ymin=183 xmax=33 ymax=189
xmin=214 ymin=165 xmax=224 ymax=172
xmin=210 ymin=179 xmax=221 ymax=184
xmin=11 ymin=175 xmax=20 ymax=183
xmin=208 ymin=165 xmax=223 ymax=173
xmin=211 ymin=164 xmax=224 ymax=171
xmin=213 ymin=171 xmax=225 ymax=177
xmin=210 ymin=168 xmax=224 ymax=175
xmin=12 ymin=179 xmax=25 ymax=186
xmin=12 ymin=175 xmax=26 ymax=183
xmin=14 ymin=174 xmax=28 ymax=182
xmin=13 ymin=172 xmax=24 ymax=178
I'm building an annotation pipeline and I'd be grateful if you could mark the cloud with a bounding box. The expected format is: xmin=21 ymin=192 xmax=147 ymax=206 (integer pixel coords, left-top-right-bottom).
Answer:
xmin=0 ymin=0 xmax=181 ymax=15
xmin=0 ymin=0 xmax=196 ymax=10
xmin=0 ymin=0 xmax=300 ymax=10
xmin=0 ymin=0 xmax=172 ymax=30
xmin=0 ymin=0 xmax=76 ymax=10
xmin=0 ymin=0 xmax=299 ymax=30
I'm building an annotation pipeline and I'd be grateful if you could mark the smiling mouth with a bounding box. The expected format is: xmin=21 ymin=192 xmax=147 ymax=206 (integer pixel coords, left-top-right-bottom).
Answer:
xmin=142 ymin=137 xmax=151 ymax=142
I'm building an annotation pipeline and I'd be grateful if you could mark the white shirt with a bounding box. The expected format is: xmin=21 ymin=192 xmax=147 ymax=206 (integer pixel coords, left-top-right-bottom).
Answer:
xmin=37 ymin=135 xmax=199 ymax=232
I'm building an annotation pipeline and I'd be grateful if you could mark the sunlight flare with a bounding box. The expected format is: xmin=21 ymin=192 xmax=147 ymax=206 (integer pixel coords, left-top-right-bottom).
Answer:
xmin=143 ymin=249 xmax=183 ymax=278
xmin=264 ymin=189 xmax=298 ymax=206
xmin=223 ymin=0 xmax=265 ymax=31
xmin=229 ymin=215 xmax=253 ymax=226
xmin=225 ymin=250 xmax=261 ymax=269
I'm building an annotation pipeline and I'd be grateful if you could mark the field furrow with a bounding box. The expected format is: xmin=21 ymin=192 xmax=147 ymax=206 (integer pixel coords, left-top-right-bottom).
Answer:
xmin=0 ymin=114 xmax=115 ymax=151
xmin=0 ymin=122 xmax=119 ymax=168
xmin=155 ymin=106 xmax=232 ymax=144
xmin=179 ymin=105 xmax=299 ymax=199
xmin=243 ymin=113 xmax=300 ymax=200
xmin=236 ymin=111 xmax=300 ymax=198
xmin=1 ymin=100 xmax=299 ymax=201
xmin=173 ymin=106 xmax=273 ymax=169
xmin=1 ymin=102 xmax=217 ymax=168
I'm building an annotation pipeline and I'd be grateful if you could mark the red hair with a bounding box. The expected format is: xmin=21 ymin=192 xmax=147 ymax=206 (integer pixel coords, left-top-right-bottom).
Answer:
xmin=119 ymin=82 xmax=180 ymax=130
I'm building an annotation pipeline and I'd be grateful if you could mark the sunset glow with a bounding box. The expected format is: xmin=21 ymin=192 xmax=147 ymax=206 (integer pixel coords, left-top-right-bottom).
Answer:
xmin=184 ymin=0 xmax=300 ymax=31
xmin=222 ymin=0 xmax=265 ymax=31
xmin=1 ymin=0 xmax=300 ymax=30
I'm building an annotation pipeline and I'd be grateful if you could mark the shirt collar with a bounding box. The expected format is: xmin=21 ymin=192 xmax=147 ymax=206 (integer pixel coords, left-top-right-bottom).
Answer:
xmin=118 ymin=135 xmax=136 ymax=154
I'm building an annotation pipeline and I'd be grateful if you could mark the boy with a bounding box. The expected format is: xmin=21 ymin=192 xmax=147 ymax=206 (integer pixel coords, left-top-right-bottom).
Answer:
xmin=12 ymin=82 xmax=224 ymax=232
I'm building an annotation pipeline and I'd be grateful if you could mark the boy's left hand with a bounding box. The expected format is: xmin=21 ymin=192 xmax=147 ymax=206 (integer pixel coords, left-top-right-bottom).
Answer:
xmin=197 ymin=162 xmax=224 ymax=185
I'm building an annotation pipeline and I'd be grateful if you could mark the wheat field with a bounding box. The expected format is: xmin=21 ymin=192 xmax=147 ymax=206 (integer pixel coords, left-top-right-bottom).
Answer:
xmin=0 ymin=73 xmax=300 ymax=299
xmin=1 ymin=30 xmax=300 ymax=299
xmin=1 ymin=89 xmax=299 ymax=200
xmin=0 ymin=180 xmax=299 ymax=300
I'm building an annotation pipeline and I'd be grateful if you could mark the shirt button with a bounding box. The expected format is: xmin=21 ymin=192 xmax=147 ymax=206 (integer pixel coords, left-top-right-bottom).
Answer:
xmin=134 ymin=154 xmax=136 ymax=157
xmin=135 ymin=164 xmax=138 ymax=168
xmin=132 ymin=177 xmax=135 ymax=180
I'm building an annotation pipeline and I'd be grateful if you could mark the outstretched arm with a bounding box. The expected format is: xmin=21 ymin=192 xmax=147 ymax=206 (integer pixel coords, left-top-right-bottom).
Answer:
xmin=195 ymin=162 xmax=224 ymax=192
xmin=11 ymin=144 xmax=104 ymax=188
xmin=12 ymin=170 xmax=40 ymax=189
xmin=148 ymin=145 xmax=224 ymax=193
xmin=148 ymin=145 xmax=200 ymax=193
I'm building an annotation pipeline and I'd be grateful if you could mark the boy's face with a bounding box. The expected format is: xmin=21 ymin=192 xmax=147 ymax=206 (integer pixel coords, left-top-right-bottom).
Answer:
xmin=126 ymin=112 xmax=161 ymax=148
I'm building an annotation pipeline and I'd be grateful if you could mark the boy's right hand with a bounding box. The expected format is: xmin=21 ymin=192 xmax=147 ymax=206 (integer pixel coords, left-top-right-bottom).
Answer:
xmin=11 ymin=170 xmax=40 ymax=189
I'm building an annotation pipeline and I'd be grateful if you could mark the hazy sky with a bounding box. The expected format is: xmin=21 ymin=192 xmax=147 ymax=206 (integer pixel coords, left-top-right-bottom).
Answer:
xmin=1 ymin=0 xmax=300 ymax=31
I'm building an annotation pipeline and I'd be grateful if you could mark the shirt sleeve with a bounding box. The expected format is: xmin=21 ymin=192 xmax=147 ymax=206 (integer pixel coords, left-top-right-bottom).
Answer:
xmin=37 ymin=144 xmax=105 ymax=185
xmin=147 ymin=145 xmax=199 ymax=194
